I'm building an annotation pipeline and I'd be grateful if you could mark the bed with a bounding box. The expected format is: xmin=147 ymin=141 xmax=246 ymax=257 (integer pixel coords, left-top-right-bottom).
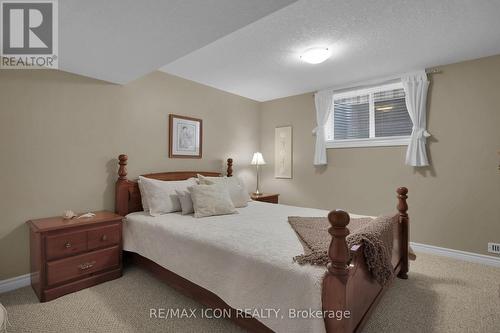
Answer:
xmin=115 ymin=154 xmax=409 ymax=333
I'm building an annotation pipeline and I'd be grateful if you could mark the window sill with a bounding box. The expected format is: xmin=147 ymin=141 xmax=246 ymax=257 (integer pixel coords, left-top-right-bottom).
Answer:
xmin=326 ymin=136 xmax=410 ymax=149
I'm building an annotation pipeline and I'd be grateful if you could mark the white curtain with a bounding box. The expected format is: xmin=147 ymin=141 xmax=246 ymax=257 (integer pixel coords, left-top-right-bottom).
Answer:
xmin=402 ymin=71 xmax=431 ymax=167
xmin=313 ymin=90 xmax=334 ymax=165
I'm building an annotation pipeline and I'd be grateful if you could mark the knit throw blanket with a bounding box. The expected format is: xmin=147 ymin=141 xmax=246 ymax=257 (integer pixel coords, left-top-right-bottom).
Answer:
xmin=0 ymin=302 xmax=8 ymax=333
xmin=288 ymin=215 xmax=397 ymax=286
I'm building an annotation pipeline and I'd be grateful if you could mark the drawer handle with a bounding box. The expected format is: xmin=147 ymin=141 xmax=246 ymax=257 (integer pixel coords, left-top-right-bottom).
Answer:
xmin=64 ymin=242 xmax=71 ymax=248
xmin=101 ymin=235 xmax=108 ymax=241
xmin=78 ymin=261 xmax=96 ymax=270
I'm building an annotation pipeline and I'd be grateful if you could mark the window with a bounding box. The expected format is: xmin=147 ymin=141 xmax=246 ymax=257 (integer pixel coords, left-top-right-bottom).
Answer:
xmin=325 ymin=82 xmax=412 ymax=148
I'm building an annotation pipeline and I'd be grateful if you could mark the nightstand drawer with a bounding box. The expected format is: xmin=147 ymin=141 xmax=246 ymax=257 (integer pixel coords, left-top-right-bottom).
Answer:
xmin=29 ymin=211 xmax=123 ymax=302
xmin=46 ymin=246 xmax=120 ymax=286
xmin=251 ymin=193 xmax=279 ymax=204
xmin=46 ymin=231 xmax=88 ymax=261
xmin=256 ymin=196 xmax=278 ymax=204
xmin=87 ymin=224 xmax=120 ymax=250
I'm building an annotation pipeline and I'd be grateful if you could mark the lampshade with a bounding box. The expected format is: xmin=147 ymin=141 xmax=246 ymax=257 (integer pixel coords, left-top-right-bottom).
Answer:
xmin=251 ymin=152 xmax=266 ymax=165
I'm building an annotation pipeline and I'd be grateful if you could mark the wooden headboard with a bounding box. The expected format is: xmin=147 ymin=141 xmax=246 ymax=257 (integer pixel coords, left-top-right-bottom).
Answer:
xmin=115 ymin=154 xmax=234 ymax=216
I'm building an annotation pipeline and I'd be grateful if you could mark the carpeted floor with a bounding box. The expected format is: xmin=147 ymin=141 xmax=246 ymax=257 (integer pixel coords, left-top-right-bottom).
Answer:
xmin=1 ymin=252 xmax=499 ymax=333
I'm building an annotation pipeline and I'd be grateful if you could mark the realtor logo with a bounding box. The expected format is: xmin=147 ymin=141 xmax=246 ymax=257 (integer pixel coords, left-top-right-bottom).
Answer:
xmin=1 ymin=0 xmax=58 ymax=68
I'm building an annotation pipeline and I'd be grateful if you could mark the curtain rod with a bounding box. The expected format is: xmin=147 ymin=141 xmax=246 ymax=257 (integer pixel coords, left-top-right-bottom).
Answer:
xmin=314 ymin=68 xmax=442 ymax=96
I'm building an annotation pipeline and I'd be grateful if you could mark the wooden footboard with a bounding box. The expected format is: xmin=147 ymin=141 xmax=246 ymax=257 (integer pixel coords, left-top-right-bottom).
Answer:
xmin=322 ymin=187 xmax=409 ymax=333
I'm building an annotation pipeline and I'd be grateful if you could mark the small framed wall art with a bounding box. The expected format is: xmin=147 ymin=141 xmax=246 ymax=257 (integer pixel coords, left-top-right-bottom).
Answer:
xmin=275 ymin=126 xmax=292 ymax=178
xmin=169 ymin=114 xmax=202 ymax=158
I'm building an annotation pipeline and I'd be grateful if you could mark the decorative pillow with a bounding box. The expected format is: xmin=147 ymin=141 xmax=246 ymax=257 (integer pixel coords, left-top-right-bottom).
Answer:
xmin=138 ymin=176 xmax=197 ymax=216
xmin=188 ymin=184 xmax=237 ymax=218
xmin=197 ymin=174 xmax=250 ymax=208
xmin=175 ymin=190 xmax=194 ymax=215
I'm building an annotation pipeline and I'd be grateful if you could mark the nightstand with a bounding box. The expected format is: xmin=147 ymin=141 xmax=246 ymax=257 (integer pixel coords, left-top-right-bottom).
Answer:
xmin=28 ymin=211 xmax=123 ymax=302
xmin=251 ymin=193 xmax=280 ymax=204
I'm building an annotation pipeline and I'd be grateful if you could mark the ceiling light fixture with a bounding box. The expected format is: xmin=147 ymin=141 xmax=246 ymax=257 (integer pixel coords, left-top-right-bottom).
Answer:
xmin=300 ymin=47 xmax=331 ymax=64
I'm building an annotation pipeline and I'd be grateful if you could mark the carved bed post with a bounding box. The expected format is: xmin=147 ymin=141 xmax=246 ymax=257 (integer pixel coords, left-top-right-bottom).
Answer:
xmin=226 ymin=158 xmax=233 ymax=177
xmin=322 ymin=210 xmax=352 ymax=332
xmin=327 ymin=210 xmax=351 ymax=277
xmin=118 ymin=154 xmax=128 ymax=180
xmin=115 ymin=154 xmax=129 ymax=216
xmin=397 ymin=187 xmax=409 ymax=279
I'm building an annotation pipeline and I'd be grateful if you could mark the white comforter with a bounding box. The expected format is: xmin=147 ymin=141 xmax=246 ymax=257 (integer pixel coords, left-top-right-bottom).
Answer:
xmin=124 ymin=201 xmax=368 ymax=333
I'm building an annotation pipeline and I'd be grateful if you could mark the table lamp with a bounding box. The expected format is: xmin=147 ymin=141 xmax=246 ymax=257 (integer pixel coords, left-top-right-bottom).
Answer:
xmin=251 ymin=152 xmax=266 ymax=196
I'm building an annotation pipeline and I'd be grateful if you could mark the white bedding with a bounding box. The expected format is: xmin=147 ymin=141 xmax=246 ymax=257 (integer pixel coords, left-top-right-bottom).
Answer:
xmin=123 ymin=201 xmax=369 ymax=333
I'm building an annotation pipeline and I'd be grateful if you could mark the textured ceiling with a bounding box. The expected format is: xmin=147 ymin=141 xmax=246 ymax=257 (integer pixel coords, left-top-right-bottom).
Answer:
xmin=161 ymin=0 xmax=500 ymax=101
xmin=58 ymin=0 xmax=297 ymax=84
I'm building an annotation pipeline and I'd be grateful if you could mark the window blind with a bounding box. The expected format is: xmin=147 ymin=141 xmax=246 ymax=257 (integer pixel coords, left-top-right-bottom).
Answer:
xmin=324 ymin=83 xmax=413 ymax=147
xmin=374 ymin=88 xmax=412 ymax=137
xmin=333 ymin=95 xmax=370 ymax=140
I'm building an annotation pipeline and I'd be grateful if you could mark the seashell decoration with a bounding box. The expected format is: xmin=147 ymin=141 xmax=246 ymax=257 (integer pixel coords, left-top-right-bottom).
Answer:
xmin=63 ymin=210 xmax=76 ymax=220
xmin=77 ymin=212 xmax=96 ymax=219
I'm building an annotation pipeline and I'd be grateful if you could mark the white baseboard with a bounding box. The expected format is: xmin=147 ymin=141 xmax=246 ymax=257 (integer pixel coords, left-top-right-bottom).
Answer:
xmin=0 ymin=273 xmax=30 ymax=294
xmin=411 ymin=242 xmax=500 ymax=268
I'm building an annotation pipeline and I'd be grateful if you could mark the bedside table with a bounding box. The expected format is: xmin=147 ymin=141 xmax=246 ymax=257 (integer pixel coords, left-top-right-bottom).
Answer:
xmin=28 ymin=211 xmax=123 ymax=302
xmin=251 ymin=193 xmax=280 ymax=204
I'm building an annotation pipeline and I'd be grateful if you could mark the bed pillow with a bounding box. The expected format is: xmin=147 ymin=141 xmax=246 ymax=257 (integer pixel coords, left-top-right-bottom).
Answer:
xmin=137 ymin=179 xmax=150 ymax=213
xmin=138 ymin=176 xmax=197 ymax=216
xmin=188 ymin=184 xmax=237 ymax=218
xmin=197 ymin=175 xmax=250 ymax=208
xmin=175 ymin=190 xmax=194 ymax=215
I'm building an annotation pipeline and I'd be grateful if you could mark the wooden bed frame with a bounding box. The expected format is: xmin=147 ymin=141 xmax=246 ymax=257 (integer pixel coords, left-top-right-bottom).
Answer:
xmin=115 ymin=154 xmax=409 ymax=333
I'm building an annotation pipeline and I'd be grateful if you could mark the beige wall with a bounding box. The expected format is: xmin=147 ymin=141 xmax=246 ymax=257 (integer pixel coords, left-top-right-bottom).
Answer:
xmin=0 ymin=70 xmax=260 ymax=280
xmin=260 ymin=55 xmax=500 ymax=257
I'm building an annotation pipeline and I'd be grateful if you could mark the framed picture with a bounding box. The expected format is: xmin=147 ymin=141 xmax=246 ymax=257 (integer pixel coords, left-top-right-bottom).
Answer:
xmin=275 ymin=126 xmax=292 ymax=178
xmin=169 ymin=114 xmax=202 ymax=158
